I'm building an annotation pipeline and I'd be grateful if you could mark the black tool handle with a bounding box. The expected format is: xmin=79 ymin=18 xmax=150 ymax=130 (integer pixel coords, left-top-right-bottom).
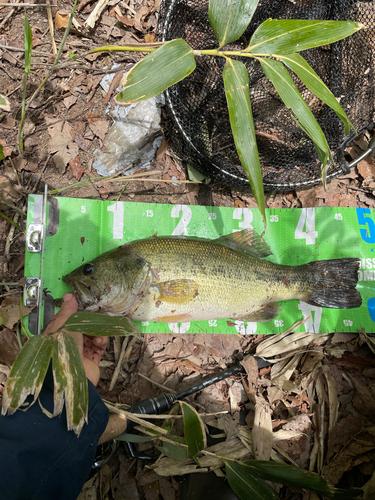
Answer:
xmin=126 ymin=392 xmax=177 ymax=431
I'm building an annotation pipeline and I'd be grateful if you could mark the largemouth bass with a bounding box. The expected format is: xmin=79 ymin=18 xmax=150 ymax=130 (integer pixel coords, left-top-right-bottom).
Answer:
xmin=63 ymin=229 xmax=362 ymax=323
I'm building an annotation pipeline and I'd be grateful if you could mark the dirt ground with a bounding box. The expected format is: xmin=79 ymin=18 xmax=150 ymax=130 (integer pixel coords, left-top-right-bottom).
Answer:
xmin=1 ymin=1 xmax=375 ymax=499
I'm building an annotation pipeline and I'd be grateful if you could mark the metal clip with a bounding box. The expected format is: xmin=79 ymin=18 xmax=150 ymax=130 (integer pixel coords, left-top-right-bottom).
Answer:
xmin=24 ymin=278 xmax=41 ymax=307
xmin=336 ymin=123 xmax=375 ymax=173
xmin=27 ymin=223 xmax=43 ymax=253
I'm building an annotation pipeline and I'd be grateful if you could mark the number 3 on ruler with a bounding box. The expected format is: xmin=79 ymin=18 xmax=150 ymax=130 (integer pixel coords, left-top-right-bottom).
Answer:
xmin=233 ymin=208 xmax=253 ymax=232
xmin=295 ymin=208 xmax=318 ymax=245
xmin=171 ymin=205 xmax=192 ymax=235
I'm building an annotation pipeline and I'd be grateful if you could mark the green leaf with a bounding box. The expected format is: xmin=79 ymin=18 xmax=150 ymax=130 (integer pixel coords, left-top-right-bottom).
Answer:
xmin=259 ymin=57 xmax=332 ymax=184
xmin=156 ymin=435 xmax=189 ymax=462
xmin=278 ymin=53 xmax=354 ymax=135
xmin=116 ymin=39 xmax=196 ymax=104
xmin=63 ymin=311 xmax=141 ymax=338
xmin=246 ymin=19 xmax=364 ymax=54
xmin=208 ymin=0 xmax=259 ymax=49
xmin=222 ymin=58 xmax=266 ymax=226
xmin=0 ymin=145 xmax=4 ymax=162
xmin=187 ymin=163 xmax=211 ymax=183
xmin=0 ymin=94 xmax=11 ymax=112
xmin=226 ymin=460 xmax=360 ymax=499
xmin=180 ymin=401 xmax=206 ymax=465
xmin=224 ymin=459 xmax=279 ymax=500
xmin=53 ymin=332 xmax=88 ymax=436
xmin=24 ymin=13 xmax=32 ymax=74
xmin=116 ymin=433 xmax=154 ymax=443
xmin=1 ymin=335 xmax=54 ymax=415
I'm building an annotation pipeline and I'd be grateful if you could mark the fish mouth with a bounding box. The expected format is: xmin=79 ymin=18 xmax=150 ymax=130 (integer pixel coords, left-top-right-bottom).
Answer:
xmin=62 ymin=275 xmax=94 ymax=309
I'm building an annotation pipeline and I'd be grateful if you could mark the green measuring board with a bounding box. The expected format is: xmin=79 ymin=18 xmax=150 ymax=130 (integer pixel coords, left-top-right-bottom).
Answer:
xmin=24 ymin=195 xmax=375 ymax=335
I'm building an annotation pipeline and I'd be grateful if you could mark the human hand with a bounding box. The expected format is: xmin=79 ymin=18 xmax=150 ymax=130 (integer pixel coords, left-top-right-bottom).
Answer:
xmin=44 ymin=293 xmax=108 ymax=386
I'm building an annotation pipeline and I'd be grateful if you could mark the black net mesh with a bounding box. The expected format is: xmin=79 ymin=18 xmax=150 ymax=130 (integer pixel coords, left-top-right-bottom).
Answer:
xmin=157 ymin=0 xmax=375 ymax=191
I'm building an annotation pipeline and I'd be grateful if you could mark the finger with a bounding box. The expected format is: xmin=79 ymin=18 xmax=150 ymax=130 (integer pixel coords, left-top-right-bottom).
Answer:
xmin=92 ymin=336 xmax=109 ymax=350
xmin=83 ymin=336 xmax=108 ymax=354
xmin=44 ymin=293 xmax=78 ymax=335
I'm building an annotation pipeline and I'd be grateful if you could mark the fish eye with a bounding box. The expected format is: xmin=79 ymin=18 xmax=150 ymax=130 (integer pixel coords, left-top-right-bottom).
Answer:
xmin=83 ymin=263 xmax=95 ymax=275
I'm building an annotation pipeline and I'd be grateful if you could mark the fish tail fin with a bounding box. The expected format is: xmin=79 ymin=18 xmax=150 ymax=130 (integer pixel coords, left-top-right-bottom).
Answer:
xmin=305 ymin=258 xmax=362 ymax=309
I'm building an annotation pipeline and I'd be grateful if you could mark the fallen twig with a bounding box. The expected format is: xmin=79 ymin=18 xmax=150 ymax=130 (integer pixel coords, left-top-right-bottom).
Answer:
xmin=0 ymin=2 xmax=57 ymax=6
xmin=46 ymin=0 xmax=57 ymax=55
xmin=109 ymin=336 xmax=137 ymax=391
xmin=0 ymin=44 xmax=50 ymax=57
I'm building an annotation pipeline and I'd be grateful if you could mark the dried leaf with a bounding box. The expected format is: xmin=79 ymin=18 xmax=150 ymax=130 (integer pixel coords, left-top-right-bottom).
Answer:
xmin=0 ymin=327 xmax=20 ymax=366
xmin=47 ymin=118 xmax=79 ymax=174
xmin=252 ymin=398 xmax=273 ymax=461
xmin=0 ymin=297 xmax=33 ymax=330
xmin=323 ymin=427 xmax=375 ymax=484
xmin=64 ymin=95 xmax=78 ymax=109
xmin=88 ymin=119 xmax=109 ymax=140
xmin=150 ymin=437 xmax=249 ymax=476
xmin=0 ymin=174 xmax=24 ymax=210
xmin=69 ymin=156 xmax=84 ymax=181
xmin=322 ymin=366 xmax=339 ymax=435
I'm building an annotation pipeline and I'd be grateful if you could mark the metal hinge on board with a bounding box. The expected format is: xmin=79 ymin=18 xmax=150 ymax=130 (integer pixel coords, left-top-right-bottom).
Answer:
xmin=23 ymin=277 xmax=41 ymax=307
xmin=24 ymin=185 xmax=60 ymax=333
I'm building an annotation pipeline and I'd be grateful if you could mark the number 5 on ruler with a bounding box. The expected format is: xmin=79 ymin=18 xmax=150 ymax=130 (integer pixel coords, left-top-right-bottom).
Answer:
xmin=295 ymin=208 xmax=318 ymax=245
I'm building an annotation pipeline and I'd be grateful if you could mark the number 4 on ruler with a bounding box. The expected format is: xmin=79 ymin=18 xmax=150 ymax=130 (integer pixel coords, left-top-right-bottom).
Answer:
xmin=295 ymin=208 xmax=318 ymax=245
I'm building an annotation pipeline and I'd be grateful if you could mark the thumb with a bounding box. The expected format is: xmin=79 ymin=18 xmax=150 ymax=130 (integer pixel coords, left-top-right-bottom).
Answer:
xmin=44 ymin=293 xmax=79 ymax=335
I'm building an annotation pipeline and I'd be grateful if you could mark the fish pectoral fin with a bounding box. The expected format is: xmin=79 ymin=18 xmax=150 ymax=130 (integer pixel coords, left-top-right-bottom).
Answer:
xmin=157 ymin=279 xmax=199 ymax=304
xmin=238 ymin=303 xmax=281 ymax=323
xmin=215 ymin=228 xmax=272 ymax=258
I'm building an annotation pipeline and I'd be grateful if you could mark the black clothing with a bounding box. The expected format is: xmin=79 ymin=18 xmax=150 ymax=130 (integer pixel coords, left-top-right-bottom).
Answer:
xmin=0 ymin=368 xmax=109 ymax=500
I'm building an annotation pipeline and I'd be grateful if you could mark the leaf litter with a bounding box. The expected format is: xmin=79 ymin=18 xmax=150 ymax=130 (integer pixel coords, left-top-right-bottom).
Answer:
xmin=1 ymin=1 xmax=375 ymax=499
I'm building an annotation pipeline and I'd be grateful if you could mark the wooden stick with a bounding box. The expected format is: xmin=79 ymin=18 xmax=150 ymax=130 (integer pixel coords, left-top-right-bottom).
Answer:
xmin=0 ymin=5 xmax=15 ymax=29
xmin=0 ymin=3 xmax=58 ymax=5
xmin=108 ymin=336 xmax=137 ymax=391
xmin=46 ymin=0 xmax=57 ymax=55
xmin=0 ymin=44 xmax=50 ymax=56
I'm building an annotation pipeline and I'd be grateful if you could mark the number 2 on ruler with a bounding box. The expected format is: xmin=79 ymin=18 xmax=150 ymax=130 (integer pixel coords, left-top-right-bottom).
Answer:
xmin=295 ymin=208 xmax=318 ymax=245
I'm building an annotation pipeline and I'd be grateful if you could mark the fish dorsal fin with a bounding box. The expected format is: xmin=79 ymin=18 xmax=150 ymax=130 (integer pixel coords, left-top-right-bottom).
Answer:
xmin=214 ymin=228 xmax=272 ymax=258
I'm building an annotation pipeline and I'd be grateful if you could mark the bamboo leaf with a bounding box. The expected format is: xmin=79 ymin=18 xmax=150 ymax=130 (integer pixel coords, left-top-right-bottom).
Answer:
xmin=224 ymin=459 xmax=279 ymax=500
xmin=116 ymin=433 xmax=154 ymax=443
xmin=54 ymin=332 xmax=88 ymax=436
xmin=180 ymin=401 xmax=206 ymax=465
xmin=222 ymin=58 xmax=266 ymax=226
xmin=24 ymin=13 xmax=32 ymax=74
xmin=156 ymin=435 xmax=189 ymax=462
xmin=226 ymin=459 xmax=361 ymax=499
xmin=1 ymin=335 xmax=54 ymax=415
xmin=208 ymin=0 xmax=258 ymax=49
xmin=0 ymin=145 xmax=4 ymax=161
xmin=278 ymin=53 xmax=354 ymax=135
xmin=116 ymin=39 xmax=196 ymax=104
xmin=63 ymin=311 xmax=141 ymax=338
xmin=259 ymin=57 xmax=332 ymax=185
xmin=0 ymin=94 xmax=11 ymax=112
xmin=246 ymin=19 xmax=364 ymax=54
